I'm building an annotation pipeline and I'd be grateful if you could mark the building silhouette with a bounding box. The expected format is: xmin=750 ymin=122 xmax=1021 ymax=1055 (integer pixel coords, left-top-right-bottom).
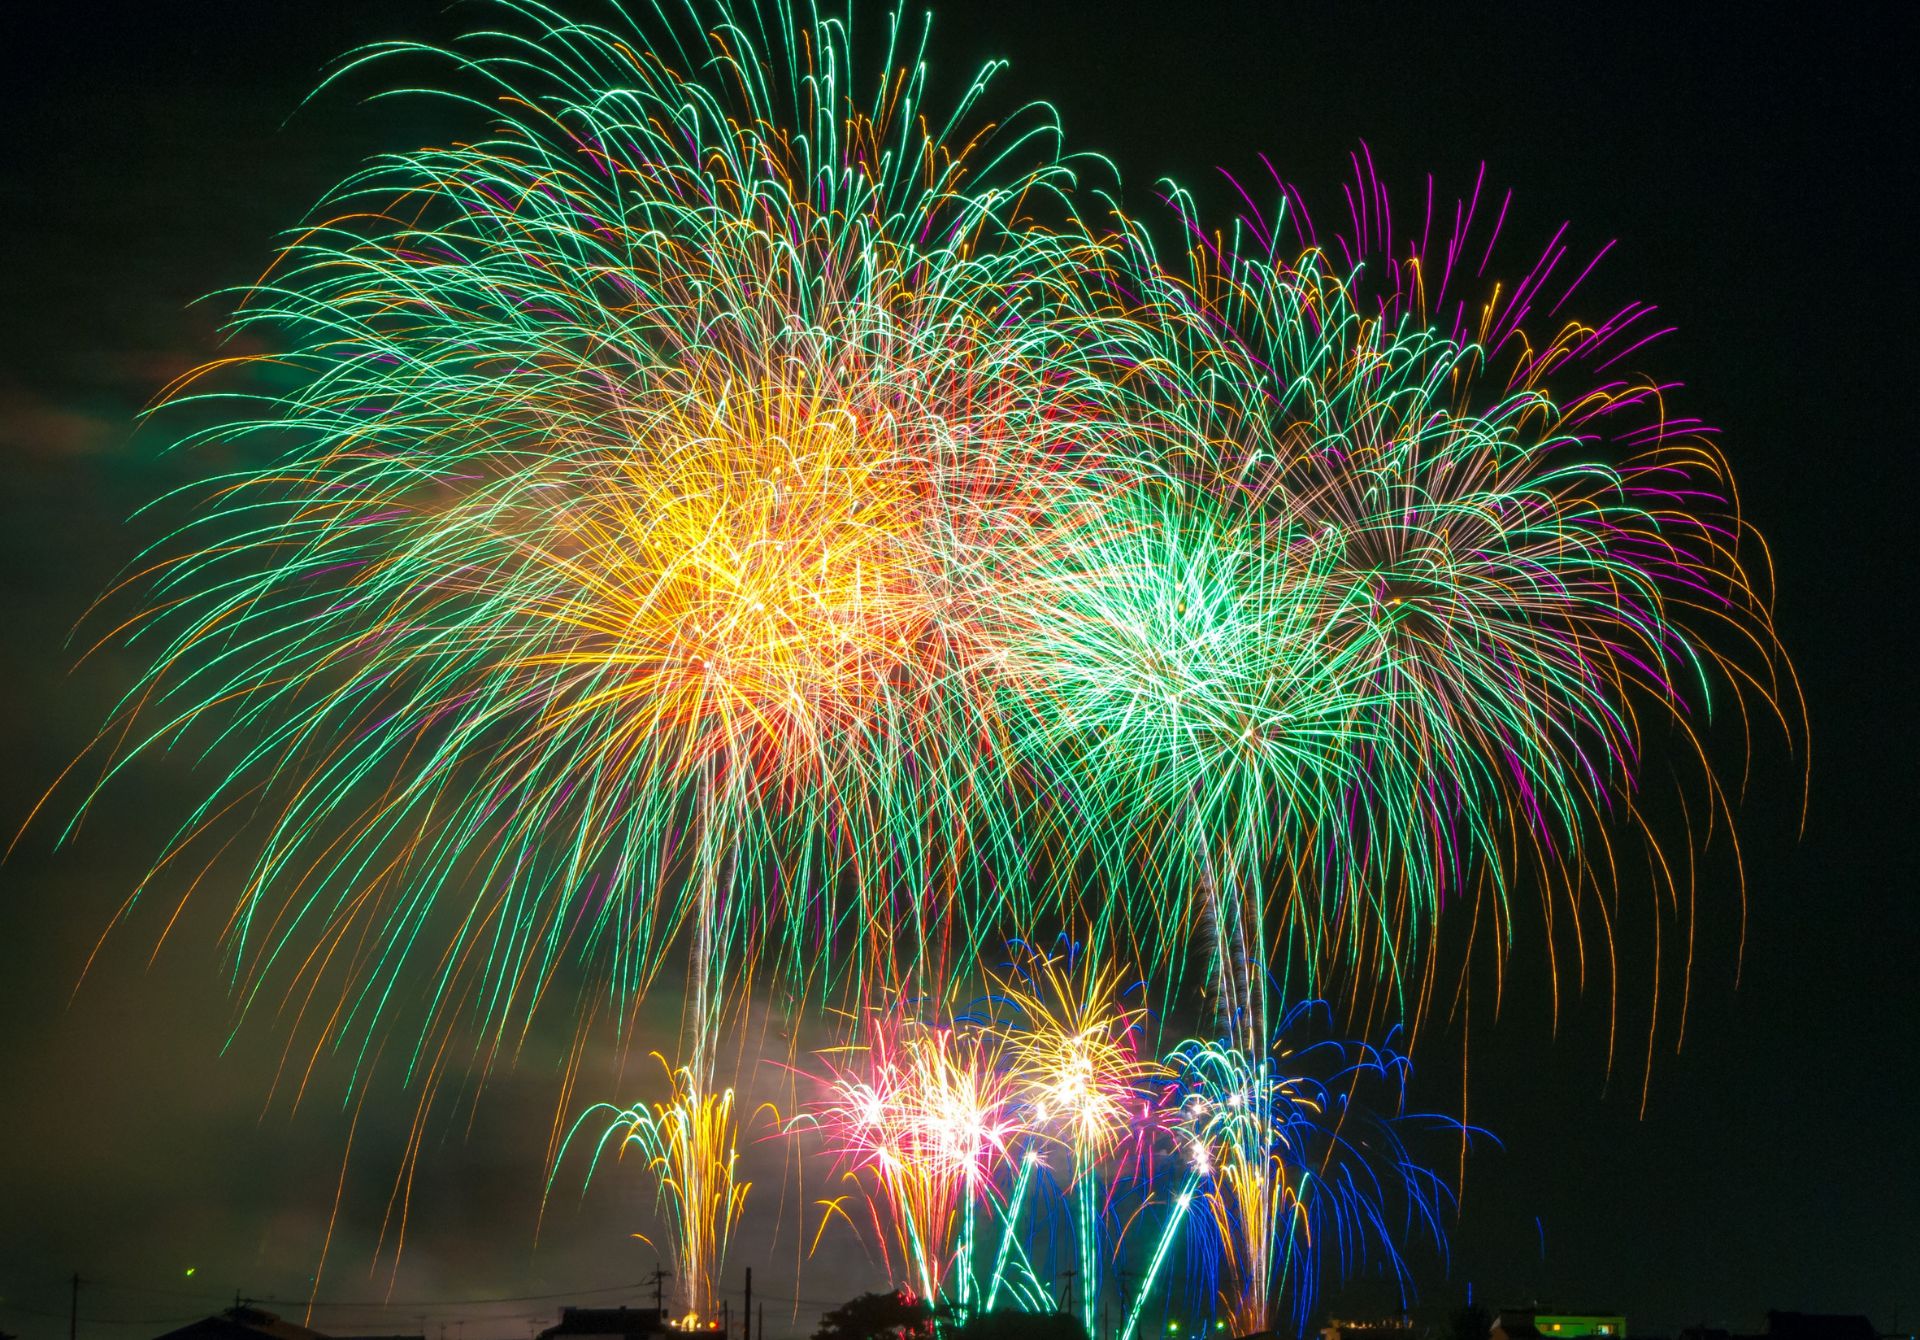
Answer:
xmin=536 ymin=1308 xmax=669 ymax=1340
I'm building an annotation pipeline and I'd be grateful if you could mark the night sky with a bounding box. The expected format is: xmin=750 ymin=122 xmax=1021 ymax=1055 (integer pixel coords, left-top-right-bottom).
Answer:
xmin=2 ymin=5 xmax=1914 ymax=1340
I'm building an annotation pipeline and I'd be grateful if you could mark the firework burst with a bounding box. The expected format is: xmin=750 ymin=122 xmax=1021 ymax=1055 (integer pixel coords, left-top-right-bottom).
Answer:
xmin=559 ymin=1057 xmax=753 ymax=1323
xmin=1168 ymin=1005 xmax=1467 ymax=1338
xmin=45 ymin=0 xmax=1135 ymax=1103
xmin=806 ymin=1010 xmax=1023 ymax=1304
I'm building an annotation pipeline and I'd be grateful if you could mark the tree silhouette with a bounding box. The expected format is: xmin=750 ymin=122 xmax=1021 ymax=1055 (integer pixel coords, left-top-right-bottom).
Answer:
xmin=812 ymin=1292 xmax=940 ymax=1340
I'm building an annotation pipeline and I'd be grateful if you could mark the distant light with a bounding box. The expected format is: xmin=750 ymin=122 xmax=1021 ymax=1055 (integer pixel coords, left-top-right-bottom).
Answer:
xmin=185 ymin=1268 xmax=197 ymax=1278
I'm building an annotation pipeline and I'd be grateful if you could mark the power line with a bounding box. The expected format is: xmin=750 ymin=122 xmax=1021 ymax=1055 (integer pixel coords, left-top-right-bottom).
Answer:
xmin=2 ymin=1273 xmax=873 ymax=1330
xmin=7 ymin=1279 xmax=655 ymax=1312
xmin=0 ymin=1305 xmax=206 ymax=1327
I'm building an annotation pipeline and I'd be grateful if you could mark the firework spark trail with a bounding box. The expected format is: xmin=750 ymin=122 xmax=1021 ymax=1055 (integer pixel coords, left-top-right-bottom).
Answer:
xmin=556 ymin=1057 xmax=752 ymax=1323
xmin=1117 ymin=1177 xmax=1198 ymax=1340
xmin=795 ymin=946 xmax=1159 ymax=1315
xmin=39 ymin=2 xmax=1791 ymax=1108
xmin=985 ymin=165 xmax=1793 ymax=1068
xmin=795 ymin=952 xmax=1471 ymax=1334
xmin=803 ymin=1009 xmax=1023 ymax=1304
xmin=997 ymin=946 xmax=1160 ymax=1332
xmin=41 ymin=0 xmax=1154 ymax=1112
xmin=28 ymin=0 xmax=1798 ymax=1304
xmin=1167 ymin=1005 xmax=1471 ymax=1337
xmin=980 ymin=1148 xmax=1043 ymax=1313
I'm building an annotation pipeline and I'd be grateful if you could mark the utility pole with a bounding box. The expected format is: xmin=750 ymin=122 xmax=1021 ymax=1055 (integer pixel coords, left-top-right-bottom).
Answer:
xmin=650 ymin=1267 xmax=672 ymax=1318
xmin=1119 ymin=1264 xmax=1149 ymax=1340
xmin=758 ymin=1305 xmax=764 ymax=1340
xmin=743 ymin=1270 xmax=751 ymax=1340
xmin=70 ymin=1272 xmax=80 ymax=1340
xmin=1058 ymin=1270 xmax=1076 ymax=1316
xmin=722 ymin=1301 xmax=730 ymax=1338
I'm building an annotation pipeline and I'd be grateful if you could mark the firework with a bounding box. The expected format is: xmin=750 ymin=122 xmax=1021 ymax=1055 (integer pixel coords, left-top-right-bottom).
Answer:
xmin=45 ymin=0 xmax=1135 ymax=1103
xmin=1167 ymin=1004 xmax=1467 ymax=1338
xmin=799 ymin=945 xmax=1162 ymax=1318
xmin=1189 ymin=163 xmax=1794 ymax=1034
xmin=983 ymin=476 xmax=1377 ymax=1038
xmin=805 ymin=1010 xmax=1024 ymax=1304
xmin=559 ymin=1058 xmax=752 ymax=1323
xmin=980 ymin=158 xmax=1793 ymax=1058
xmin=44 ymin=0 xmax=1790 ymax=1092
xmin=997 ymin=945 xmax=1160 ymax=1332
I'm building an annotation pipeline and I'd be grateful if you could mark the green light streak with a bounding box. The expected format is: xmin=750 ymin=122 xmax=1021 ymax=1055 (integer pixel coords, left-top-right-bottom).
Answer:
xmin=1119 ymin=1183 xmax=1196 ymax=1340
xmin=983 ymin=1151 xmax=1040 ymax=1312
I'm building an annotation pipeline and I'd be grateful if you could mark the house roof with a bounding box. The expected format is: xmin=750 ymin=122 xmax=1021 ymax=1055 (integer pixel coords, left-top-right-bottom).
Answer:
xmin=152 ymin=1306 xmax=424 ymax=1340
xmin=155 ymin=1307 xmax=330 ymax=1340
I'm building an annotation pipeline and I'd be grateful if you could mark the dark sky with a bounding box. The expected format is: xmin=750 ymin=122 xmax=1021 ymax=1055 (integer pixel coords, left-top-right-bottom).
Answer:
xmin=1 ymin=5 xmax=1914 ymax=1340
